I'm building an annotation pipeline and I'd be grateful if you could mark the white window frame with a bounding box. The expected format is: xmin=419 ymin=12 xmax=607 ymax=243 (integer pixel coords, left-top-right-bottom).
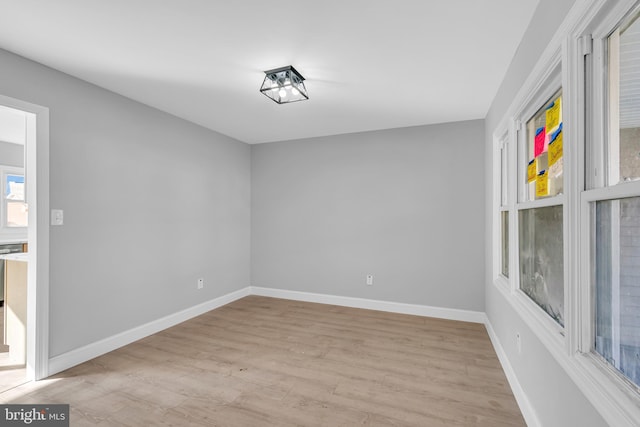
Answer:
xmin=495 ymin=50 xmax=568 ymax=342
xmin=515 ymin=67 xmax=567 ymax=336
xmin=493 ymin=129 xmax=512 ymax=293
xmin=492 ymin=0 xmax=640 ymax=425
xmin=0 ymin=165 xmax=27 ymax=241
xmin=576 ymin=0 xmax=640 ymax=421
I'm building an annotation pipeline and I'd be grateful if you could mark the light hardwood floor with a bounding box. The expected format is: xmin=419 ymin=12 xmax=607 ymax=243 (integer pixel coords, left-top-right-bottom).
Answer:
xmin=0 ymin=296 xmax=525 ymax=426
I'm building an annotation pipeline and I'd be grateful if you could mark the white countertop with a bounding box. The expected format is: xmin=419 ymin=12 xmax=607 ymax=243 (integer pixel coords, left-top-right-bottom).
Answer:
xmin=0 ymin=252 xmax=29 ymax=262
xmin=0 ymin=239 xmax=27 ymax=245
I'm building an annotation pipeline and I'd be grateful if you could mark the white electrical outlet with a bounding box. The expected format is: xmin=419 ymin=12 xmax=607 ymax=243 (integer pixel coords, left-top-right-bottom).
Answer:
xmin=197 ymin=278 xmax=204 ymax=289
xmin=516 ymin=332 xmax=522 ymax=354
xmin=366 ymin=274 xmax=374 ymax=286
xmin=51 ymin=209 xmax=64 ymax=226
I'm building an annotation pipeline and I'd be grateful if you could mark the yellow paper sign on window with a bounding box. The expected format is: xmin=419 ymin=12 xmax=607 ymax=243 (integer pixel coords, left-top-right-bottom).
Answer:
xmin=527 ymin=159 xmax=536 ymax=183
xmin=546 ymin=96 xmax=562 ymax=131
xmin=536 ymin=170 xmax=549 ymax=197
xmin=549 ymin=131 xmax=563 ymax=166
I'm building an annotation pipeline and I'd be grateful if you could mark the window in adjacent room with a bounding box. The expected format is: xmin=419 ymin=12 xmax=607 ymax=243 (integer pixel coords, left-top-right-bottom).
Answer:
xmin=4 ymin=174 xmax=26 ymax=228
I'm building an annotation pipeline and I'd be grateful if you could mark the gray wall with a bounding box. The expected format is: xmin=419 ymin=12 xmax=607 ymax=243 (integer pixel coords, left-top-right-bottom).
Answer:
xmin=252 ymin=120 xmax=485 ymax=312
xmin=0 ymin=141 xmax=24 ymax=167
xmin=0 ymin=48 xmax=251 ymax=357
xmin=484 ymin=0 xmax=608 ymax=425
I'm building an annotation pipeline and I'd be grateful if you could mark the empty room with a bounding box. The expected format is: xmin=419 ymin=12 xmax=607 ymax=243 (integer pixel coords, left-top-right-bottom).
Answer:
xmin=0 ymin=0 xmax=638 ymax=426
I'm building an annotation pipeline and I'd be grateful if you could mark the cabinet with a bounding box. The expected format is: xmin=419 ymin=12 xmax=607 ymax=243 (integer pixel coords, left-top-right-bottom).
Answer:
xmin=4 ymin=259 xmax=27 ymax=364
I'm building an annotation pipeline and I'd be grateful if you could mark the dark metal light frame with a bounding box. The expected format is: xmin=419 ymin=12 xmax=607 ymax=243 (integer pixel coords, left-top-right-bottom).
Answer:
xmin=260 ymin=65 xmax=309 ymax=104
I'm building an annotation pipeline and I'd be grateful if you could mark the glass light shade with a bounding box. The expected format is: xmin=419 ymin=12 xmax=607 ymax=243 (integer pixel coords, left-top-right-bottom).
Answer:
xmin=260 ymin=65 xmax=309 ymax=104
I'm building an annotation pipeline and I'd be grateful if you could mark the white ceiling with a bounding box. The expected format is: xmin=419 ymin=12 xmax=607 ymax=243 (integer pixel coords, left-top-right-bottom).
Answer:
xmin=0 ymin=0 xmax=539 ymax=144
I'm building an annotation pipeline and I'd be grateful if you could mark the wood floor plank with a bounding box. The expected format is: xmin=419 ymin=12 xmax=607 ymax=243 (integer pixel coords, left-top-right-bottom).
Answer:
xmin=0 ymin=296 xmax=526 ymax=426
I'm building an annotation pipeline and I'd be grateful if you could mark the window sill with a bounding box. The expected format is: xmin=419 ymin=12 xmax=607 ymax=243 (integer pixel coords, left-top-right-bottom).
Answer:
xmin=493 ymin=275 xmax=510 ymax=295
xmin=571 ymin=352 xmax=640 ymax=426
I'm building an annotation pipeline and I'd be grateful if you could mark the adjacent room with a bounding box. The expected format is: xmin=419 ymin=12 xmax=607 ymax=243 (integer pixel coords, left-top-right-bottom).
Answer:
xmin=0 ymin=0 xmax=638 ymax=426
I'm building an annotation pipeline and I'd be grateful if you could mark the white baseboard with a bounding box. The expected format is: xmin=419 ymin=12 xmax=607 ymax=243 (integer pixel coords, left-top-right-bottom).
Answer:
xmin=484 ymin=317 xmax=540 ymax=427
xmin=48 ymin=286 xmax=251 ymax=377
xmin=250 ymin=286 xmax=486 ymax=324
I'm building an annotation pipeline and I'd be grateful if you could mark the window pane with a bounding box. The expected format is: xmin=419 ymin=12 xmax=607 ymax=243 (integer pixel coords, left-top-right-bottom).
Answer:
xmin=5 ymin=175 xmax=24 ymax=201
xmin=7 ymin=201 xmax=27 ymax=227
xmin=519 ymin=206 xmax=564 ymax=326
xmin=610 ymin=12 xmax=640 ymax=185
xmin=524 ymin=90 xmax=563 ymax=201
xmin=594 ymin=197 xmax=640 ymax=388
xmin=500 ymin=142 xmax=508 ymax=206
xmin=501 ymin=211 xmax=509 ymax=278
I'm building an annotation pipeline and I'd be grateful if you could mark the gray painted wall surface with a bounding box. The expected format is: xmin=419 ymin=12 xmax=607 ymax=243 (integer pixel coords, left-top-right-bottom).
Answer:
xmin=0 ymin=141 xmax=24 ymax=167
xmin=252 ymin=120 xmax=485 ymax=312
xmin=485 ymin=0 xmax=608 ymax=425
xmin=0 ymin=48 xmax=251 ymax=357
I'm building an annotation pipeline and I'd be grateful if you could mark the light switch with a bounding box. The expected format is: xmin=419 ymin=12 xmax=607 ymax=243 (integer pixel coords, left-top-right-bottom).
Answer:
xmin=51 ymin=209 xmax=64 ymax=226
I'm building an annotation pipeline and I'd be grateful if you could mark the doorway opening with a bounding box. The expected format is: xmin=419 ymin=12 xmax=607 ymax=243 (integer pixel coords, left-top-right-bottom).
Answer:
xmin=0 ymin=96 xmax=49 ymax=392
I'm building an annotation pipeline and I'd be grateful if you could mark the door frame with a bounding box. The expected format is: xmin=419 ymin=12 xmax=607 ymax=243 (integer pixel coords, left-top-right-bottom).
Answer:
xmin=0 ymin=94 xmax=50 ymax=380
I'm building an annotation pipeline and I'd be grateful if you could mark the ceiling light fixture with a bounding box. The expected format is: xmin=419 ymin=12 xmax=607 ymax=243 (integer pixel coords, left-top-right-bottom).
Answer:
xmin=260 ymin=65 xmax=309 ymax=104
